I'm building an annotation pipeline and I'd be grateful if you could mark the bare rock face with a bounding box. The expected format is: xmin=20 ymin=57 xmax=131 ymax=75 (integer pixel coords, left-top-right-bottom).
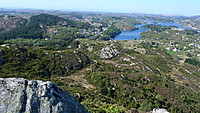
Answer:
xmin=152 ymin=108 xmax=169 ymax=113
xmin=0 ymin=78 xmax=89 ymax=113
xmin=98 ymin=46 xmax=122 ymax=59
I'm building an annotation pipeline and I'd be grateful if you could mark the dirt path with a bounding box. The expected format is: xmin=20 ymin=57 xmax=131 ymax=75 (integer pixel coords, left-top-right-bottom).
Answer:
xmin=58 ymin=68 xmax=96 ymax=89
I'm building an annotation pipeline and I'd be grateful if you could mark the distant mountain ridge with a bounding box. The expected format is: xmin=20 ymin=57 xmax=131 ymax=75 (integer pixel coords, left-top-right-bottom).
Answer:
xmin=190 ymin=15 xmax=200 ymax=19
xmin=0 ymin=14 xmax=92 ymax=40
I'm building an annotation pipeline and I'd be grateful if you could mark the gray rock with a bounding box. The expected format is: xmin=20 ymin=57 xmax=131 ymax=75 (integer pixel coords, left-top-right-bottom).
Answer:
xmin=134 ymin=48 xmax=147 ymax=54
xmin=98 ymin=46 xmax=121 ymax=59
xmin=152 ymin=108 xmax=169 ymax=113
xmin=0 ymin=78 xmax=89 ymax=113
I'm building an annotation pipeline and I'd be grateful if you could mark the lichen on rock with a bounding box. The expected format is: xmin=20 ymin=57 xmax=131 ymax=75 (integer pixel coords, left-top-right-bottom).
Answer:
xmin=0 ymin=78 xmax=89 ymax=113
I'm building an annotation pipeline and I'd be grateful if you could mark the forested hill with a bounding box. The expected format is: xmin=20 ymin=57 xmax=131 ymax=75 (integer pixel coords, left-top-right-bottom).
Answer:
xmin=30 ymin=14 xmax=92 ymax=29
xmin=0 ymin=14 xmax=121 ymax=50
xmin=30 ymin=14 xmax=67 ymax=26
xmin=0 ymin=15 xmax=27 ymax=33
xmin=0 ymin=14 xmax=92 ymax=40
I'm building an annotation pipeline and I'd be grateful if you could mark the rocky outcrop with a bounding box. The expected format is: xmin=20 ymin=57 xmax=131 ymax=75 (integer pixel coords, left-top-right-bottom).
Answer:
xmin=0 ymin=15 xmax=27 ymax=32
xmin=98 ymin=46 xmax=122 ymax=59
xmin=0 ymin=78 xmax=89 ymax=113
xmin=152 ymin=108 xmax=169 ymax=113
xmin=134 ymin=48 xmax=148 ymax=54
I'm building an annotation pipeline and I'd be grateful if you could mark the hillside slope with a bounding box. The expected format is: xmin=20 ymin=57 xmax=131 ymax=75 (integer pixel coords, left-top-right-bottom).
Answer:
xmin=0 ymin=39 xmax=199 ymax=112
xmin=0 ymin=15 xmax=27 ymax=33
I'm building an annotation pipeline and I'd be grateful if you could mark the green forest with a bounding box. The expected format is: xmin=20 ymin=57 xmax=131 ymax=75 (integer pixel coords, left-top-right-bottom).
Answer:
xmin=0 ymin=14 xmax=200 ymax=113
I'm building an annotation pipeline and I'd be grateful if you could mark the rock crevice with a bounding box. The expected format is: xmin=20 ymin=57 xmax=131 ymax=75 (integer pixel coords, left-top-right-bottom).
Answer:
xmin=0 ymin=78 xmax=88 ymax=113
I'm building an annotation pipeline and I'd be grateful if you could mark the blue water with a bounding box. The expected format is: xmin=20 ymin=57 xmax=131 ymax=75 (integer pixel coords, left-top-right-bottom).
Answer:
xmin=155 ymin=23 xmax=192 ymax=30
xmin=114 ymin=24 xmax=148 ymax=40
xmin=114 ymin=21 xmax=194 ymax=41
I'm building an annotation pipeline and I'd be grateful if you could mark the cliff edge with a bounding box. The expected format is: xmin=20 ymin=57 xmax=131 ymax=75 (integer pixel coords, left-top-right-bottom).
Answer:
xmin=0 ymin=78 xmax=89 ymax=113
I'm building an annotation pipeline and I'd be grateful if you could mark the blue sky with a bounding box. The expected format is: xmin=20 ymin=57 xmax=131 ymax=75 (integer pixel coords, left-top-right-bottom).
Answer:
xmin=0 ymin=0 xmax=199 ymax=16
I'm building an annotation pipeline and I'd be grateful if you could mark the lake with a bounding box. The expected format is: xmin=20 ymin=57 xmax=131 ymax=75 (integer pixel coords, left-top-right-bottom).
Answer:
xmin=114 ymin=21 xmax=194 ymax=41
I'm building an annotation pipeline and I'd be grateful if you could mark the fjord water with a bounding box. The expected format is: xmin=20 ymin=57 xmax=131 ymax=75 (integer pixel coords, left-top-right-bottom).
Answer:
xmin=114 ymin=24 xmax=148 ymax=40
xmin=155 ymin=22 xmax=192 ymax=30
xmin=114 ymin=21 xmax=193 ymax=41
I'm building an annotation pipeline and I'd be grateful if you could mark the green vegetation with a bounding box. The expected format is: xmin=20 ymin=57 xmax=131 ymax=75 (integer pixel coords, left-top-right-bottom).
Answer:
xmin=0 ymin=40 xmax=4 ymax=45
xmin=0 ymin=16 xmax=44 ymax=40
xmin=1 ymin=39 xmax=200 ymax=112
xmin=0 ymin=14 xmax=94 ymax=40
xmin=0 ymin=15 xmax=27 ymax=33
xmin=164 ymin=50 xmax=177 ymax=54
xmin=113 ymin=17 xmax=141 ymax=31
xmin=140 ymin=24 xmax=200 ymax=62
xmin=0 ymin=13 xmax=199 ymax=113
xmin=185 ymin=58 xmax=200 ymax=66
xmin=30 ymin=14 xmax=66 ymax=26
xmin=101 ymin=26 xmax=121 ymax=40
xmin=142 ymin=16 xmax=175 ymax=23
xmin=142 ymin=24 xmax=176 ymax=32
xmin=181 ymin=29 xmax=199 ymax=35
xmin=1 ymin=14 xmax=124 ymax=49
xmin=0 ymin=22 xmax=44 ymax=40
xmin=0 ymin=46 xmax=90 ymax=79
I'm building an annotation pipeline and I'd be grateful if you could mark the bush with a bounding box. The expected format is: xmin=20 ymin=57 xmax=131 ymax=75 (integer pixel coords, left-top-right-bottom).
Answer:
xmin=185 ymin=58 xmax=200 ymax=66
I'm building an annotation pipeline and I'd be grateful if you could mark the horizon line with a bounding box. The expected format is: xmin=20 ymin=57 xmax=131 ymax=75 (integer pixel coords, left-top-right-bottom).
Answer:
xmin=0 ymin=7 xmax=198 ymax=17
